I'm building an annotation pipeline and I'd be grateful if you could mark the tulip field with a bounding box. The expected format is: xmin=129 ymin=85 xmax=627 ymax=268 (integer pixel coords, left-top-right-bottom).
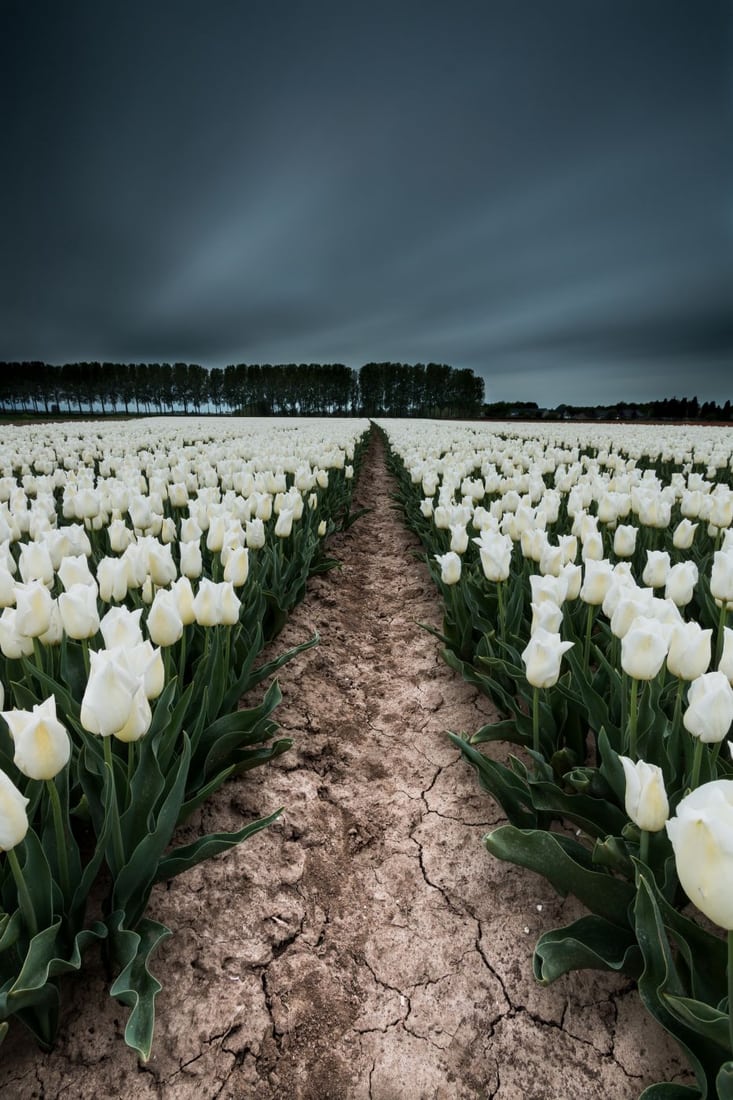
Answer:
xmin=380 ymin=417 xmax=733 ymax=1099
xmin=0 ymin=416 xmax=369 ymax=1059
xmin=2 ymin=413 xmax=733 ymax=1097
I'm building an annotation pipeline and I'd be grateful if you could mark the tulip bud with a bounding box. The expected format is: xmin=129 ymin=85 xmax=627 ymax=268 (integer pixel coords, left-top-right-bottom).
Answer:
xmin=14 ymin=580 xmax=54 ymax=638
xmin=521 ymin=628 xmax=573 ymax=688
xmin=180 ymin=517 xmax=203 ymax=543
xmin=621 ymin=615 xmax=669 ymax=680
xmin=58 ymin=583 xmax=100 ymax=640
xmin=672 ymin=518 xmax=697 ymax=550
xmin=100 ymin=606 xmax=144 ymax=649
xmin=683 ymin=671 xmax=733 ymax=743
xmin=434 ymin=551 xmax=461 ymax=586
xmin=0 ymin=770 xmax=29 ymax=851
xmin=530 ymin=601 xmax=563 ymax=635
xmin=579 ymin=559 xmax=614 ymax=606
xmin=223 ymin=546 xmax=249 ymax=587
xmin=3 ymin=696 xmax=71 ymax=780
xmin=642 ymin=550 xmax=671 ymax=590
xmin=57 ymin=554 xmax=96 ymax=591
xmin=275 ymin=508 xmax=294 ymax=538
xmin=81 ymin=650 xmax=148 ymax=739
xmin=664 ymin=560 xmax=698 ymax=608
xmin=477 ymin=532 xmax=512 ymax=582
xmin=124 ymin=640 xmax=165 ymax=700
xmin=667 ymin=621 xmax=712 ymax=681
xmin=245 ymin=518 xmax=266 ymax=550
xmin=667 ymin=780 xmax=733 ymax=929
xmin=172 ymin=576 xmax=196 ymax=625
xmin=613 ymin=525 xmax=637 ymax=558
xmin=449 ymin=524 xmax=469 ymax=554
xmin=0 ymin=608 xmax=35 ymax=659
xmin=317 ymin=520 xmax=327 ymax=537
xmin=147 ymin=589 xmax=184 ymax=647
xmin=581 ymin=531 xmax=604 ymax=562
xmin=219 ymin=582 xmax=241 ymax=626
xmin=18 ymin=541 xmax=54 ymax=586
xmin=619 ymin=756 xmax=669 ymax=832
xmin=710 ymin=550 xmax=733 ymax=606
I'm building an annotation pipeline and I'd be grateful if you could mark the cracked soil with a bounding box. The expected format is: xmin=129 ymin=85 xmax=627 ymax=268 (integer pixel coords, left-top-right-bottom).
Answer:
xmin=0 ymin=431 xmax=692 ymax=1099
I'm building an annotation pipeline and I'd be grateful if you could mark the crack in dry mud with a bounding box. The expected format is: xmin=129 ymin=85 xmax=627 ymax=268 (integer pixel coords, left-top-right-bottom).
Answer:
xmin=0 ymin=431 xmax=692 ymax=1099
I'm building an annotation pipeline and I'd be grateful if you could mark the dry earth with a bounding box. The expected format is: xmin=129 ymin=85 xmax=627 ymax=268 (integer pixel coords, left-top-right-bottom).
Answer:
xmin=1 ymin=431 xmax=692 ymax=1099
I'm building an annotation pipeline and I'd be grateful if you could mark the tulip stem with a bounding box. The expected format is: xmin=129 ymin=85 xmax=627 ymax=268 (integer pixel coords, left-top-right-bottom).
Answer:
xmin=639 ymin=829 xmax=650 ymax=866
xmin=8 ymin=847 xmax=38 ymax=939
xmin=583 ymin=603 xmax=594 ymax=671
xmin=689 ymin=737 xmax=705 ymax=791
xmin=628 ymin=678 xmax=639 ymax=760
xmin=728 ymin=930 xmax=733 ymax=1058
xmin=80 ymin=638 xmax=90 ymax=679
xmin=178 ymin=627 xmax=188 ymax=688
xmin=717 ymin=601 xmax=729 ymax=667
xmin=102 ymin=737 xmax=126 ymax=874
xmin=45 ymin=778 xmax=71 ymax=903
xmin=532 ymin=685 xmax=540 ymax=755
xmin=672 ymin=679 xmax=684 ymax=737
xmin=497 ymin=581 xmax=506 ymax=639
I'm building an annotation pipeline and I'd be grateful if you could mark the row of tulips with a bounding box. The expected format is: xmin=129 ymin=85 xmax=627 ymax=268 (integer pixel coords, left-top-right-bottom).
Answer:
xmin=380 ymin=417 xmax=733 ymax=1100
xmin=0 ymin=416 xmax=370 ymax=1059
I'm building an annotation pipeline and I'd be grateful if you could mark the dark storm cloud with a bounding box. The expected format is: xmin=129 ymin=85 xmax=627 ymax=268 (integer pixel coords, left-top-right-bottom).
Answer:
xmin=1 ymin=0 xmax=731 ymax=404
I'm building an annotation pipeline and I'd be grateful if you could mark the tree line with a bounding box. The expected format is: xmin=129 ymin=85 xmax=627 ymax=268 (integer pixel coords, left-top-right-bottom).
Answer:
xmin=484 ymin=396 xmax=733 ymax=422
xmin=0 ymin=360 xmax=484 ymax=418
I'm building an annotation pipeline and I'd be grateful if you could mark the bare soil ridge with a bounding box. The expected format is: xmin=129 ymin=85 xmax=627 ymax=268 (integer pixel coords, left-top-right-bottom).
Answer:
xmin=1 ymin=430 xmax=689 ymax=1099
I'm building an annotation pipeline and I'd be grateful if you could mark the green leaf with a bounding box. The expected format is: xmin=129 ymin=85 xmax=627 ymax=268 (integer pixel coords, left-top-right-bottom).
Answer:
xmin=716 ymin=1063 xmax=733 ymax=1100
xmin=246 ymin=631 xmax=319 ymax=693
xmin=107 ymin=911 xmax=171 ymax=1062
xmin=112 ymin=734 xmax=192 ymax=925
xmin=533 ymin=915 xmax=641 ymax=985
xmin=448 ymin=734 xmax=537 ymax=828
xmin=485 ymin=825 xmax=635 ymax=927
xmin=662 ymin=994 xmax=730 ymax=1050
xmin=639 ymin=1084 xmax=701 ymax=1099
xmin=528 ymin=780 xmax=627 ymax=839
xmin=154 ymin=807 xmax=281 ymax=883
xmin=635 ymin=872 xmax=722 ymax=1098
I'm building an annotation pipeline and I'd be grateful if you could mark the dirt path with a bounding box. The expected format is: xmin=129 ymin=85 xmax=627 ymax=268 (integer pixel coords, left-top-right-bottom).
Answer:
xmin=1 ymin=432 xmax=689 ymax=1099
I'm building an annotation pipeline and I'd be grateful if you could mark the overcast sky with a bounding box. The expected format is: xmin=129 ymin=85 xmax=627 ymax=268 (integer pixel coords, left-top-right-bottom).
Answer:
xmin=1 ymin=1 xmax=731 ymax=405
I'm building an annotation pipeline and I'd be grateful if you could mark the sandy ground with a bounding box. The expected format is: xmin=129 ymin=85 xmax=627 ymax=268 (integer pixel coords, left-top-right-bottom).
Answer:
xmin=0 ymin=431 xmax=691 ymax=1099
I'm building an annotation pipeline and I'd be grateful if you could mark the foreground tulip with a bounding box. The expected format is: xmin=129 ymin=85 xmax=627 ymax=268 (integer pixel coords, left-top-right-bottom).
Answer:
xmin=80 ymin=650 xmax=149 ymax=739
xmin=667 ymin=621 xmax=712 ymax=682
xmin=521 ymin=628 xmax=573 ymax=690
xmin=666 ymin=780 xmax=733 ymax=929
xmin=223 ymin=546 xmax=249 ymax=587
xmin=620 ymin=755 xmax=669 ymax=833
xmin=711 ymin=550 xmax=733 ymax=606
xmin=14 ymin=580 xmax=54 ymax=639
xmin=683 ymin=671 xmax=733 ymax=744
xmin=58 ymin=583 xmax=100 ymax=640
xmin=434 ymin=551 xmax=461 ymax=586
xmin=642 ymin=550 xmax=671 ymax=590
xmin=3 ymin=696 xmax=71 ymax=781
xmin=613 ymin=525 xmax=637 ymax=558
xmin=621 ymin=616 xmax=669 ymax=681
xmin=99 ymin=606 xmax=144 ymax=649
xmin=0 ymin=769 xmax=29 ymax=851
xmin=665 ymin=560 xmax=698 ymax=608
xmin=672 ymin=518 xmax=697 ymax=550
xmin=476 ymin=532 xmax=512 ymax=582
xmin=147 ymin=589 xmax=184 ymax=647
